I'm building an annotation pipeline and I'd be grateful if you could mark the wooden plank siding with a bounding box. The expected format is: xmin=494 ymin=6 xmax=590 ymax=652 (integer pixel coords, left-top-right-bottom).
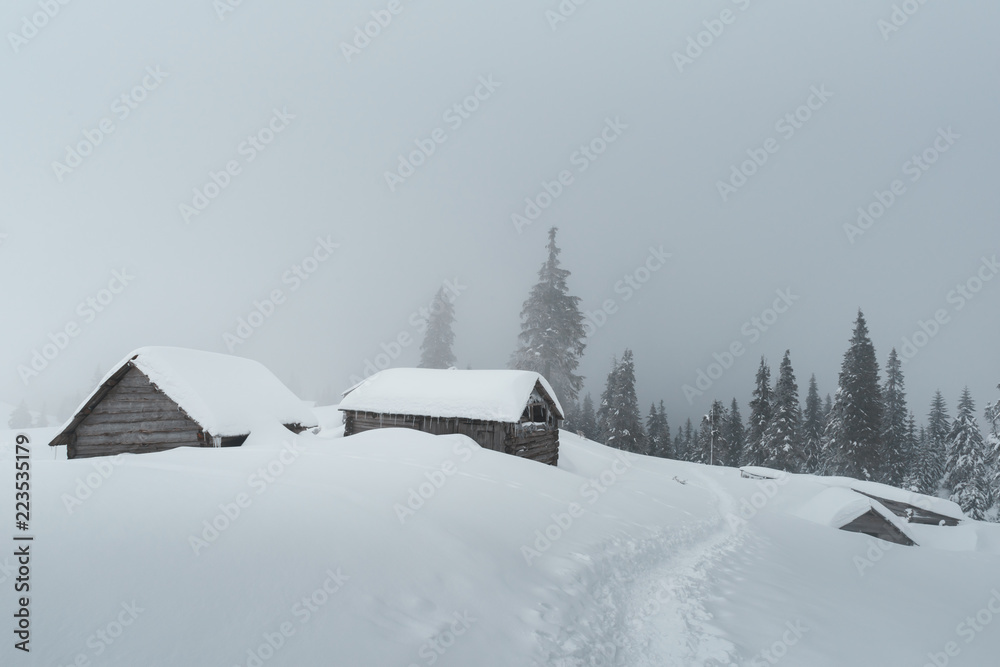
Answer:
xmin=343 ymin=410 xmax=559 ymax=466
xmin=840 ymin=510 xmax=917 ymax=546
xmin=68 ymin=366 xmax=205 ymax=459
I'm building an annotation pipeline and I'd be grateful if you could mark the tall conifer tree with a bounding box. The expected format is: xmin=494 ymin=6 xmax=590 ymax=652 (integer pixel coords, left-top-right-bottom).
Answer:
xmin=822 ymin=311 xmax=883 ymax=480
xmin=880 ymin=348 xmax=910 ymax=485
xmin=597 ymin=351 xmax=645 ymax=453
xmin=509 ymin=227 xmax=587 ymax=404
xmin=921 ymin=390 xmax=951 ymax=493
xmin=761 ymin=351 xmax=803 ymax=472
xmin=802 ymin=375 xmax=823 ymax=473
xmin=944 ymin=388 xmax=991 ymax=520
xmin=418 ymin=286 xmax=457 ymax=369
xmin=744 ymin=357 xmax=772 ymax=466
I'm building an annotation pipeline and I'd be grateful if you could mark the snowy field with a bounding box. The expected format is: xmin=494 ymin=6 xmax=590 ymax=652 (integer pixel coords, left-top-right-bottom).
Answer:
xmin=1 ymin=426 xmax=999 ymax=666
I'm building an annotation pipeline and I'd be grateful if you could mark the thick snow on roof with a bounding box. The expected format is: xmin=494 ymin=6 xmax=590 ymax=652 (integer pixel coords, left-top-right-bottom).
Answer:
xmin=794 ymin=486 xmax=916 ymax=544
xmin=339 ymin=368 xmax=563 ymax=422
xmin=818 ymin=476 xmax=964 ymax=521
xmin=795 ymin=487 xmax=876 ymax=528
xmin=69 ymin=347 xmax=317 ymax=437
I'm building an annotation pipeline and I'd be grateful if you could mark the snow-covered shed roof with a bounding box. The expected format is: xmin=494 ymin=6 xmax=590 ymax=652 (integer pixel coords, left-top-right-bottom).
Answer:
xmin=818 ymin=477 xmax=964 ymax=523
xmin=339 ymin=368 xmax=564 ymax=422
xmin=51 ymin=347 xmax=317 ymax=442
xmin=795 ymin=487 xmax=916 ymax=545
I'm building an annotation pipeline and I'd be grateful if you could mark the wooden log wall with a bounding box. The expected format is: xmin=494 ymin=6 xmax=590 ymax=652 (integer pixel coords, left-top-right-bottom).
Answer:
xmin=343 ymin=410 xmax=560 ymax=466
xmin=69 ymin=367 xmax=204 ymax=459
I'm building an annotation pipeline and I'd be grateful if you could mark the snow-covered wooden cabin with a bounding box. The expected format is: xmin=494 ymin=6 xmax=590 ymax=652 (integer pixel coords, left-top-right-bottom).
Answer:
xmin=49 ymin=347 xmax=317 ymax=459
xmin=338 ymin=368 xmax=563 ymax=466
xmin=795 ymin=487 xmax=917 ymax=546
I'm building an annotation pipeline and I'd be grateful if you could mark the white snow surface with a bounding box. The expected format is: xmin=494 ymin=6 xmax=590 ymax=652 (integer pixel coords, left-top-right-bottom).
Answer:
xmin=339 ymin=367 xmax=564 ymax=422
xmin=2 ymin=427 xmax=999 ymax=666
xmin=56 ymin=347 xmax=318 ymax=438
xmin=793 ymin=486 xmax=876 ymax=528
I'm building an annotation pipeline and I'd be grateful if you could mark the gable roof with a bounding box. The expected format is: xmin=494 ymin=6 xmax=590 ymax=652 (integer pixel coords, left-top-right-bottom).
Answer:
xmin=338 ymin=368 xmax=564 ymax=422
xmin=50 ymin=347 xmax=317 ymax=444
xmin=794 ymin=487 xmax=916 ymax=544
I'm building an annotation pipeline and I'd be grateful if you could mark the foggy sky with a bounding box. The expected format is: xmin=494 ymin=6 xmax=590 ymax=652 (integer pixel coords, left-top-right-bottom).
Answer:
xmin=2 ymin=0 xmax=998 ymax=426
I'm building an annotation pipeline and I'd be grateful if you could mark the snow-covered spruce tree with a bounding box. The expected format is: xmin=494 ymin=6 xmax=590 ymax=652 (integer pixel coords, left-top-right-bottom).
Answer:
xmin=880 ymin=348 xmax=910 ymax=486
xmin=943 ymin=388 xmax=991 ymax=520
xmin=760 ymin=351 xmax=804 ymax=472
xmin=802 ymin=375 xmax=823 ymax=473
xmin=694 ymin=400 xmax=728 ymax=466
xmin=418 ymin=286 xmax=457 ymax=369
xmin=821 ymin=310 xmax=883 ymax=481
xmin=985 ymin=386 xmax=1000 ymax=516
xmin=34 ymin=401 xmax=49 ymax=427
xmin=920 ymin=390 xmax=951 ymax=493
xmin=579 ymin=393 xmax=599 ymax=441
xmin=562 ymin=399 xmax=580 ymax=434
xmin=906 ymin=424 xmax=929 ymax=492
xmin=508 ymin=227 xmax=586 ymax=405
xmin=724 ymin=398 xmax=746 ymax=467
xmin=822 ymin=394 xmax=833 ymax=424
xmin=900 ymin=412 xmax=920 ymax=490
xmin=679 ymin=418 xmax=695 ymax=461
xmin=8 ymin=401 xmax=32 ymax=429
xmin=744 ymin=357 xmax=773 ymax=466
xmin=597 ymin=351 xmax=646 ymax=453
xmin=646 ymin=401 xmax=673 ymax=458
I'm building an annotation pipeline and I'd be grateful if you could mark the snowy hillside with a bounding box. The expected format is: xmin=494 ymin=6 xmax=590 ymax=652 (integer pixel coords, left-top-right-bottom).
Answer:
xmin=2 ymin=428 xmax=999 ymax=666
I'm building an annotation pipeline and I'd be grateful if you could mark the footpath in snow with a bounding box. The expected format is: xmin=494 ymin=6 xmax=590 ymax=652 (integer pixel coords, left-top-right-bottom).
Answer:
xmin=0 ymin=427 xmax=998 ymax=666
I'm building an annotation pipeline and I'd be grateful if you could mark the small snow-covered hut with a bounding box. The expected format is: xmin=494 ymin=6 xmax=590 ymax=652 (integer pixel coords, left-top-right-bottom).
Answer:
xmin=49 ymin=347 xmax=317 ymax=459
xmin=821 ymin=479 xmax=963 ymax=527
xmin=338 ymin=368 xmax=563 ymax=465
xmin=795 ymin=487 xmax=917 ymax=546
